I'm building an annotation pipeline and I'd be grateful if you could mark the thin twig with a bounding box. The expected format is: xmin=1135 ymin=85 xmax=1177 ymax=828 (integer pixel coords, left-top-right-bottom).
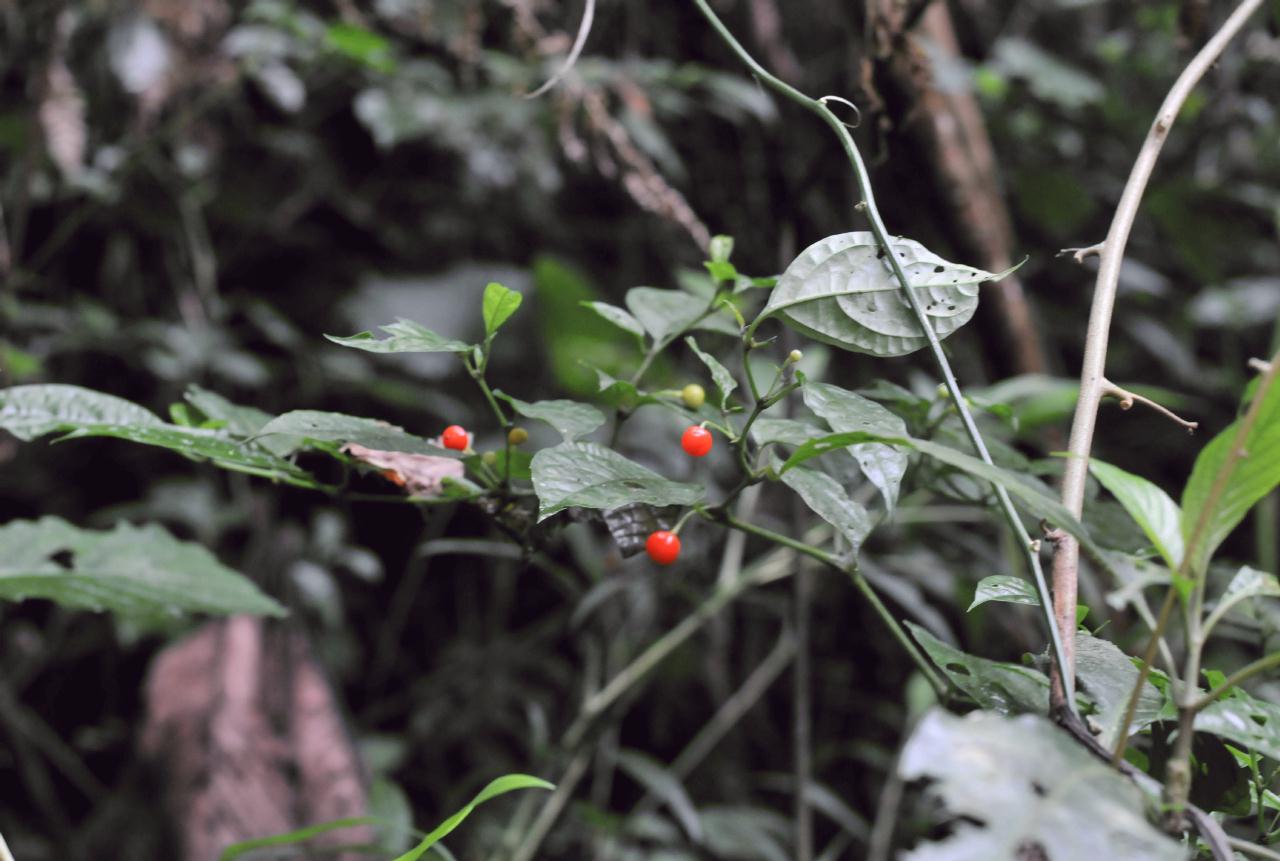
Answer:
xmin=1100 ymin=378 xmax=1199 ymax=432
xmin=1191 ymin=651 xmax=1280 ymax=711
xmin=1050 ymin=0 xmax=1267 ymax=710
xmin=1229 ymin=837 xmax=1280 ymax=861
xmin=525 ymin=0 xmax=595 ymax=98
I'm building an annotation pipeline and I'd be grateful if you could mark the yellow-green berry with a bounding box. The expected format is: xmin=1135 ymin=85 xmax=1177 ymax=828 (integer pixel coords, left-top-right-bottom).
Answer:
xmin=787 ymin=349 xmax=803 ymax=364
xmin=508 ymin=427 xmax=529 ymax=445
xmin=481 ymin=451 xmax=498 ymax=466
xmin=681 ymin=384 xmax=706 ymax=409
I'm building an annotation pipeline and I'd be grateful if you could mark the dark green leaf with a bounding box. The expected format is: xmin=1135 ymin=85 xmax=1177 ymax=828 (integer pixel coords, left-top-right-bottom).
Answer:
xmin=531 ymin=442 xmax=703 ymax=521
xmin=0 ymin=517 xmax=286 ymax=619
xmin=779 ymin=467 xmax=873 ymax=556
xmin=907 ymin=622 xmax=1049 ymax=714
xmin=257 ymin=411 xmax=452 ymax=456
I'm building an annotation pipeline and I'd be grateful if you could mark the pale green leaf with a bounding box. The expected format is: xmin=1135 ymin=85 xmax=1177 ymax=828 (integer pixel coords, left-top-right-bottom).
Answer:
xmin=325 ymin=319 xmax=472 ymax=354
xmin=0 ymin=517 xmax=285 ymax=619
xmin=1089 ymin=459 xmax=1184 ymax=570
xmin=709 ymin=235 xmax=734 ymax=264
xmin=899 ymin=710 xmax=1184 ymax=861
xmin=750 ymin=417 xmax=824 ymax=449
xmin=1197 ymin=689 xmax=1280 ymax=761
xmin=761 ymin=232 xmax=1014 ymax=357
xmin=968 ymin=575 xmax=1039 ymax=611
xmin=1204 ymin=566 xmax=1280 ymax=634
xmin=685 ymin=336 xmax=737 ymax=409
xmin=625 ymin=287 xmax=736 ymax=341
xmin=1181 ymin=371 xmax=1280 ymax=575
xmin=779 ymin=467 xmax=873 ymax=555
xmin=495 ymin=392 xmax=605 ymax=441
xmin=531 ymin=442 xmax=703 ymax=521
xmin=393 ymin=774 xmax=553 ymax=861
xmin=482 ymin=282 xmax=523 ymax=336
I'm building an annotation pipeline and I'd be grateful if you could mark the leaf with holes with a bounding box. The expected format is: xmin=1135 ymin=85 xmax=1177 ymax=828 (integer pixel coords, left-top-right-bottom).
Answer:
xmin=759 ymin=232 xmax=1016 ymax=357
xmin=0 ymin=384 xmax=164 ymax=440
xmin=0 ymin=517 xmax=285 ymax=619
xmin=531 ymin=442 xmax=703 ymax=521
xmin=908 ymin=623 xmax=1049 ymax=715
xmin=900 ymin=709 xmax=1184 ymax=861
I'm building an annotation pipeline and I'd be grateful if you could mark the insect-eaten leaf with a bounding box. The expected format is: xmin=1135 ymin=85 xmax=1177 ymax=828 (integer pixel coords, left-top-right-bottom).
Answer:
xmin=759 ymin=232 xmax=1016 ymax=357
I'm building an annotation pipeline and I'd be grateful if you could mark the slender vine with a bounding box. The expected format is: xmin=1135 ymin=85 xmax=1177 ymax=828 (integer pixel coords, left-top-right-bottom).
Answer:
xmin=689 ymin=0 xmax=1074 ymax=706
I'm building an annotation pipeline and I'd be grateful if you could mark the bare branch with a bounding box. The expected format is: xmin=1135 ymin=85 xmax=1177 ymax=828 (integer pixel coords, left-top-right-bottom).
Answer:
xmin=1100 ymin=378 xmax=1199 ymax=432
xmin=525 ymin=0 xmax=596 ymax=98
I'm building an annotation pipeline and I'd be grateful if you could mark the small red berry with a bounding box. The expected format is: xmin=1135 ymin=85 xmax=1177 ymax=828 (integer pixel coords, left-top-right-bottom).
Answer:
xmin=441 ymin=425 xmax=469 ymax=451
xmin=681 ymin=425 xmax=713 ymax=457
xmin=646 ymin=530 xmax=681 ymax=565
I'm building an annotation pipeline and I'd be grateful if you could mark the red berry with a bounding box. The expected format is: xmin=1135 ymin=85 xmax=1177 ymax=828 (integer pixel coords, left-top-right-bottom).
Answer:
xmin=646 ymin=530 xmax=681 ymax=565
xmin=681 ymin=425 xmax=713 ymax=457
xmin=441 ymin=425 xmax=469 ymax=451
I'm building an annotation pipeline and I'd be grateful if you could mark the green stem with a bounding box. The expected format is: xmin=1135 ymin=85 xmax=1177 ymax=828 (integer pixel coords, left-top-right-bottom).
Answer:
xmin=1112 ymin=585 xmax=1178 ymax=765
xmin=716 ymin=512 xmax=949 ymax=698
xmin=1190 ymin=652 xmax=1280 ymax=712
xmin=689 ymin=0 xmax=1072 ymax=708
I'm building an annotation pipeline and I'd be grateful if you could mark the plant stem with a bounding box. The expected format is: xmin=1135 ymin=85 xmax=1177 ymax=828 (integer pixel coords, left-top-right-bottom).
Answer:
xmin=1191 ymin=652 xmax=1280 ymax=712
xmin=717 ymin=513 xmax=949 ymax=698
xmin=689 ymin=0 xmax=1069 ymax=706
xmin=1112 ymin=585 xmax=1178 ymax=765
xmin=1049 ymin=0 xmax=1267 ymax=710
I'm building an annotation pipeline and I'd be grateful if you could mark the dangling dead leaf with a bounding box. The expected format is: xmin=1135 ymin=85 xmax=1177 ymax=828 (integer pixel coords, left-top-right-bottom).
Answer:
xmin=343 ymin=442 xmax=465 ymax=497
xmin=142 ymin=616 xmax=372 ymax=861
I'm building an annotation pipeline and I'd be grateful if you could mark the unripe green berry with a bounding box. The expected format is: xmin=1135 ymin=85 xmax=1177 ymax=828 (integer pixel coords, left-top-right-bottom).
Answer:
xmin=508 ymin=427 xmax=529 ymax=445
xmin=681 ymin=384 xmax=706 ymax=409
xmin=787 ymin=349 xmax=803 ymax=364
xmin=481 ymin=451 xmax=498 ymax=466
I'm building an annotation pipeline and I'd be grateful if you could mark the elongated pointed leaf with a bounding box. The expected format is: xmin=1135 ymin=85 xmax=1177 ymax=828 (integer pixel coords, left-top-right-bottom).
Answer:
xmin=1089 ymin=459 xmax=1184 ymax=570
xmin=0 ymin=517 xmax=285 ymax=618
xmin=616 ymin=750 xmax=703 ymax=843
xmin=482 ymin=282 xmax=523 ymax=335
xmin=0 ymin=383 xmax=164 ymax=440
xmin=908 ymin=622 xmax=1049 ymax=715
xmin=531 ymin=442 xmax=703 ymax=521
xmin=779 ymin=467 xmax=873 ymax=555
xmin=1074 ymin=633 xmax=1164 ymax=749
xmin=495 ymin=392 xmax=605 ymax=441
xmin=257 ymin=411 xmax=452 ymax=457
xmin=1181 ymin=369 xmax=1280 ymax=574
xmin=325 ymin=319 xmax=472 ymax=354
xmin=220 ymin=818 xmax=379 ymax=861
xmin=685 ymin=336 xmax=737 ymax=409
xmin=761 ymin=232 xmax=1014 ymax=357
xmin=392 ymin=774 xmax=553 ymax=861
xmin=803 ymin=382 xmax=907 ymax=511
xmin=900 ymin=710 xmax=1184 ymax=861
